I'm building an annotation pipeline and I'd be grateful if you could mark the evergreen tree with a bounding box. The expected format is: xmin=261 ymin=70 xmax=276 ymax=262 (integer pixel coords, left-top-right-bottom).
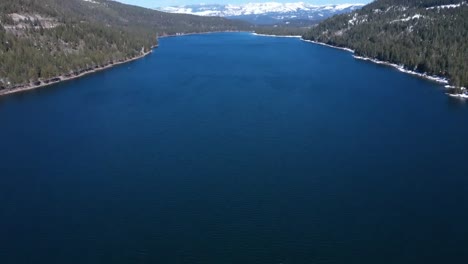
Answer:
xmin=303 ymin=0 xmax=468 ymax=87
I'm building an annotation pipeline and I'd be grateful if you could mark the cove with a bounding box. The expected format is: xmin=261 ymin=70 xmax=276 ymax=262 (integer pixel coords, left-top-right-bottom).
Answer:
xmin=1 ymin=32 xmax=468 ymax=264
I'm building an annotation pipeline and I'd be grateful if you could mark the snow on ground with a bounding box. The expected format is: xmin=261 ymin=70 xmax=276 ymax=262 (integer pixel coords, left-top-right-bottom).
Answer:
xmin=252 ymin=33 xmax=302 ymax=38
xmin=159 ymin=2 xmax=365 ymax=17
xmin=448 ymin=93 xmax=468 ymax=99
xmin=7 ymin=13 xmax=60 ymax=29
xmin=391 ymin=14 xmax=424 ymax=23
xmin=353 ymin=55 xmax=449 ymax=84
xmin=83 ymin=0 xmax=99 ymax=4
xmin=426 ymin=2 xmax=466 ymax=10
xmin=348 ymin=13 xmax=357 ymax=25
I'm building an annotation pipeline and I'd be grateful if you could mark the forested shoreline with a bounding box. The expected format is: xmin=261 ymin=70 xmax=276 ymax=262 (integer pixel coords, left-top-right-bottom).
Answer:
xmin=303 ymin=0 xmax=468 ymax=88
xmin=0 ymin=0 xmax=249 ymax=92
xmin=1 ymin=0 xmax=467 ymax=96
xmin=0 ymin=45 xmax=157 ymax=96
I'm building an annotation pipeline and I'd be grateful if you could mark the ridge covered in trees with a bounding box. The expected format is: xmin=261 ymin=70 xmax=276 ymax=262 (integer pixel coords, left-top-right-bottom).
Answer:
xmin=0 ymin=0 xmax=250 ymax=90
xmin=303 ymin=0 xmax=468 ymax=87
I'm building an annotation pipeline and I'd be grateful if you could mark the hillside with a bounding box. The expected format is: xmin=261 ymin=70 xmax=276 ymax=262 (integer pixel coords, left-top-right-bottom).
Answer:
xmin=303 ymin=0 xmax=468 ymax=87
xmin=0 ymin=0 xmax=249 ymax=91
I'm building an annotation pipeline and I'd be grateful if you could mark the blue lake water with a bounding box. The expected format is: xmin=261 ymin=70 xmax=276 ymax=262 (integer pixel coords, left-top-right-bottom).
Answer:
xmin=1 ymin=32 xmax=468 ymax=263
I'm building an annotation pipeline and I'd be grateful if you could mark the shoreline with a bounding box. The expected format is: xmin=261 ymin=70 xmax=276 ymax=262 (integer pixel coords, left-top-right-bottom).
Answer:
xmin=252 ymin=33 xmax=458 ymax=91
xmin=159 ymin=30 xmax=245 ymax=39
xmin=351 ymin=54 xmax=466 ymax=98
xmin=3 ymin=32 xmax=464 ymax=98
xmin=300 ymin=38 xmax=450 ymax=84
xmin=300 ymin=39 xmax=355 ymax=53
xmin=250 ymin=33 xmax=458 ymax=90
xmin=297 ymin=38 xmax=468 ymax=99
xmin=0 ymin=46 xmax=156 ymax=97
xmin=352 ymin=55 xmax=449 ymax=84
xmin=251 ymin=33 xmax=302 ymax=38
xmin=447 ymin=93 xmax=468 ymax=99
xmin=296 ymin=35 xmax=466 ymax=98
xmin=0 ymin=31 xmax=241 ymax=97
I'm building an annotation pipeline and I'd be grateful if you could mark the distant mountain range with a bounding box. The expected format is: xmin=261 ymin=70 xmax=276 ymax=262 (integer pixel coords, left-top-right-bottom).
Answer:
xmin=157 ymin=2 xmax=365 ymax=24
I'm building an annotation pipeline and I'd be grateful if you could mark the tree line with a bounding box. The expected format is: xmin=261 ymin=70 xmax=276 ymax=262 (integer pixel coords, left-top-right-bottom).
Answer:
xmin=0 ymin=0 xmax=250 ymax=89
xmin=303 ymin=0 xmax=468 ymax=87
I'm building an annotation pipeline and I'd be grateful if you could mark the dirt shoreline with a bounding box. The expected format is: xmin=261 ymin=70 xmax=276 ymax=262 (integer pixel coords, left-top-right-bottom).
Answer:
xmin=0 ymin=46 xmax=156 ymax=97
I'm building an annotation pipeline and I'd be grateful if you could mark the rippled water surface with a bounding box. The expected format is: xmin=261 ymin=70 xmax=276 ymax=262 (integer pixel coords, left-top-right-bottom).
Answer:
xmin=1 ymin=33 xmax=468 ymax=264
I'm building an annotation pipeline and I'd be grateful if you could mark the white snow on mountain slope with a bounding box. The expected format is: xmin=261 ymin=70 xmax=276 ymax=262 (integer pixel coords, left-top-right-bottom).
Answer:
xmin=391 ymin=14 xmax=424 ymax=23
xmin=426 ymin=1 xmax=466 ymax=10
xmin=82 ymin=0 xmax=99 ymax=4
xmin=157 ymin=2 xmax=364 ymax=24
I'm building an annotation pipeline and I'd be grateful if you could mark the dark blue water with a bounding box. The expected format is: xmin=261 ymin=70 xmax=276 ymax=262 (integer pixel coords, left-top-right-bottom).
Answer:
xmin=1 ymin=32 xmax=468 ymax=264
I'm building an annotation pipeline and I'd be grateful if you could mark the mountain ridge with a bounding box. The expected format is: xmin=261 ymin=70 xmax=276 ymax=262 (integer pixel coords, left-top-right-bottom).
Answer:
xmin=157 ymin=2 xmax=364 ymax=24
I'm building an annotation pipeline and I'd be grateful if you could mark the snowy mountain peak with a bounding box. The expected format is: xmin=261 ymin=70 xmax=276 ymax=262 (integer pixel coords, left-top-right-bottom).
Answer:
xmin=157 ymin=2 xmax=365 ymax=24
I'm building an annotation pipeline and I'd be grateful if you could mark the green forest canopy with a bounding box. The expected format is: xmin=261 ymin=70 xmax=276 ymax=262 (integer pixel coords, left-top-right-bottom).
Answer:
xmin=0 ymin=0 xmax=249 ymax=88
xmin=303 ymin=0 xmax=468 ymax=87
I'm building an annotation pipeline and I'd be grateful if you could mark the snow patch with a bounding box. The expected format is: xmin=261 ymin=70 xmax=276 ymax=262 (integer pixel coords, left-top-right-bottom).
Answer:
xmin=7 ymin=13 xmax=60 ymax=29
xmin=447 ymin=93 xmax=468 ymax=99
xmin=301 ymin=39 xmax=355 ymax=53
xmin=426 ymin=2 xmax=466 ymax=10
xmin=300 ymin=39 xmax=456 ymax=96
xmin=252 ymin=32 xmax=302 ymax=38
xmin=348 ymin=13 xmax=358 ymax=25
xmin=353 ymin=56 xmax=448 ymax=84
xmin=391 ymin=14 xmax=424 ymax=23
xmin=348 ymin=14 xmax=367 ymax=26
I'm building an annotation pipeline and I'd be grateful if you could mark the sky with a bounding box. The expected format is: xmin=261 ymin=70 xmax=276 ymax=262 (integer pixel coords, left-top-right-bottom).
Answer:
xmin=117 ymin=0 xmax=371 ymax=8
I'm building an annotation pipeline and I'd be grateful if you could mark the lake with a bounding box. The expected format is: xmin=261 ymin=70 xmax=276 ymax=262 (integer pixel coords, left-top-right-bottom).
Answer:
xmin=1 ymin=32 xmax=467 ymax=264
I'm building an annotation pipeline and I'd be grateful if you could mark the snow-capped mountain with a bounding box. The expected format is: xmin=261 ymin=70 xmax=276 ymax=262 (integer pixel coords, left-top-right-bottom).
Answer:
xmin=157 ymin=2 xmax=365 ymax=24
